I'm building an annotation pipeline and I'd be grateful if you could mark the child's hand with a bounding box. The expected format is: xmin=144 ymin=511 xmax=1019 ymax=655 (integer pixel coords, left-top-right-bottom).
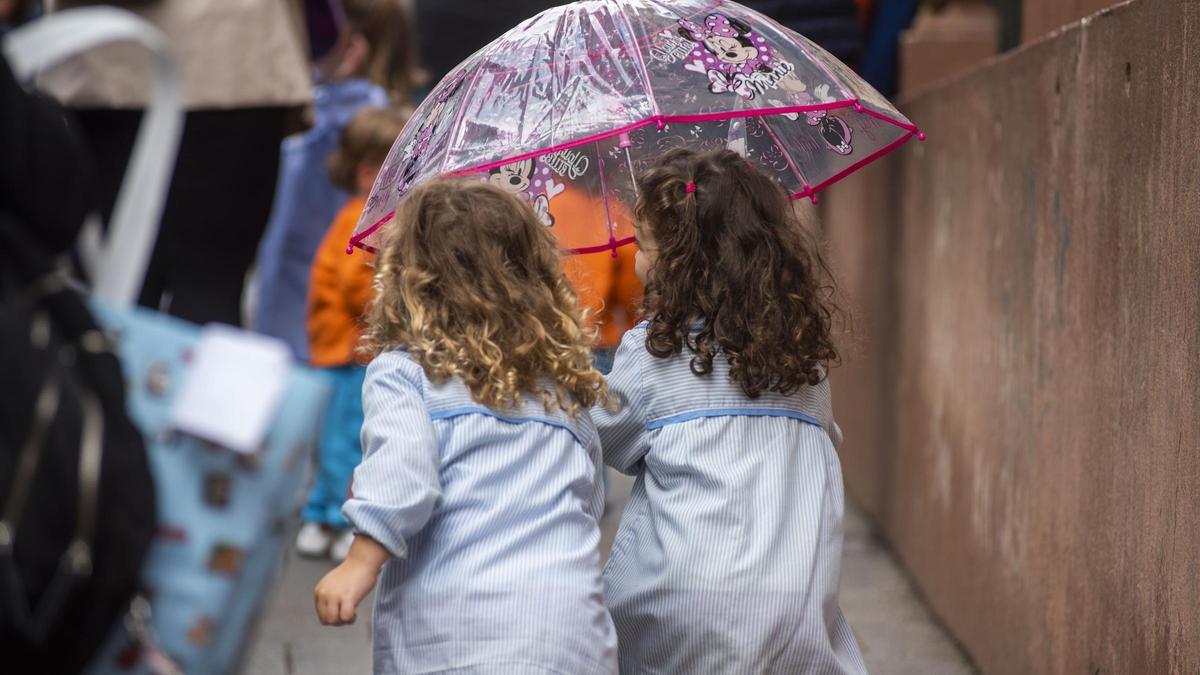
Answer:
xmin=313 ymin=534 xmax=389 ymax=626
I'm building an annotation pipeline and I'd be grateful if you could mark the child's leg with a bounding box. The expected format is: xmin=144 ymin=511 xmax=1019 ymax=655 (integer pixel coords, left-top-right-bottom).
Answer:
xmin=302 ymin=369 xmax=337 ymax=526
xmin=298 ymin=368 xmax=346 ymax=555
xmin=322 ymin=365 xmax=368 ymax=527
xmin=303 ymin=366 xmax=364 ymax=527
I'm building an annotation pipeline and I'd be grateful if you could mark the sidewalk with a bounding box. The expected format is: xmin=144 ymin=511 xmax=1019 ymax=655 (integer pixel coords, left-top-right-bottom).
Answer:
xmin=244 ymin=473 xmax=974 ymax=674
xmin=839 ymin=503 xmax=976 ymax=674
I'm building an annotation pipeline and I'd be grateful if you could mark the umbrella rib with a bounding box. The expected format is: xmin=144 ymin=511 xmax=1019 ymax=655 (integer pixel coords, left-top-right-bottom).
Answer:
xmin=594 ymin=142 xmax=619 ymax=255
xmin=612 ymin=0 xmax=660 ymax=119
xmin=438 ymin=53 xmax=489 ymax=176
xmin=803 ymin=130 xmax=919 ymax=196
xmin=757 ymin=114 xmax=811 ymax=192
xmin=453 ymin=100 xmax=887 ymax=177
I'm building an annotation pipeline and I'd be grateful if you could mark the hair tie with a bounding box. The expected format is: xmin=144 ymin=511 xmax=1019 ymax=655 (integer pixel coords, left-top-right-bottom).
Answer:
xmin=685 ymin=182 xmax=697 ymax=193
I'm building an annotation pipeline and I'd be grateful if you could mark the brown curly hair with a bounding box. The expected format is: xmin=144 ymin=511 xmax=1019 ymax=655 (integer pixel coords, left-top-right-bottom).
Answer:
xmin=635 ymin=148 xmax=840 ymax=397
xmin=362 ymin=179 xmax=609 ymax=416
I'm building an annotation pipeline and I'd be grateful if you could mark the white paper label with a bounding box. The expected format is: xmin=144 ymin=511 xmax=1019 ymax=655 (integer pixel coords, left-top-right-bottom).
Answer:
xmin=169 ymin=325 xmax=290 ymax=454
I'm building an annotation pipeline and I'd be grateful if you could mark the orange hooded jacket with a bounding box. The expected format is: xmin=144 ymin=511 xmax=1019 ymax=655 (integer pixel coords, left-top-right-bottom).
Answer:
xmin=307 ymin=197 xmax=375 ymax=368
xmin=549 ymin=186 xmax=642 ymax=349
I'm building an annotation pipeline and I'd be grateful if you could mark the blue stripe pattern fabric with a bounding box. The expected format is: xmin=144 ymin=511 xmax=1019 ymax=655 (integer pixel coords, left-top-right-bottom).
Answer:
xmin=344 ymin=351 xmax=618 ymax=674
xmin=594 ymin=324 xmax=867 ymax=674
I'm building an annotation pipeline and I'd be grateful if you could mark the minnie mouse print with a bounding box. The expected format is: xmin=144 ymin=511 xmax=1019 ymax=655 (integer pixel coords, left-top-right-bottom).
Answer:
xmin=487 ymin=158 xmax=561 ymax=227
xmin=766 ymin=84 xmax=854 ymax=157
xmin=378 ymin=70 xmax=468 ymax=205
xmin=803 ymin=84 xmax=853 ymax=155
xmin=674 ymin=14 xmax=854 ymax=155
xmin=677 ymin=14 xmax=793 ymax=100
xmin=807 ymin=111 xmax=853 ymax=155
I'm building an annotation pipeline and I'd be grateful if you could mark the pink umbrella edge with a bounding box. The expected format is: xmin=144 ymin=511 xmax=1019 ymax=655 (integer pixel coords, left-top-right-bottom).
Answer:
xmin=348 ymin=100 xmax=924 ymax=256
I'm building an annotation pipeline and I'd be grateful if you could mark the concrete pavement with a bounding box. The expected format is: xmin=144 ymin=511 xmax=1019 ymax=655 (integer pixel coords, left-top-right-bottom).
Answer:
xmin=244 ymin=473 xmax=974 ymax=674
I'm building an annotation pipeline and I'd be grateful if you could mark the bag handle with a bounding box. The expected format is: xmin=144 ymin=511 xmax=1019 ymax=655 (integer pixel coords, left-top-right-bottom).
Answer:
xmin=2 ymin=7 xmax=183 ymax=309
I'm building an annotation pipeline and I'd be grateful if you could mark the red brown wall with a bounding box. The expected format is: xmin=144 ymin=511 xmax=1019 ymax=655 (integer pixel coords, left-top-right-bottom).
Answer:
xmin=899 ymin=1 xmax=998 ymax=95
xmin=1022 ymin=0 xmax=1123 ymax=42
xmin=825 ymin=0 xmax=1200 ymax=672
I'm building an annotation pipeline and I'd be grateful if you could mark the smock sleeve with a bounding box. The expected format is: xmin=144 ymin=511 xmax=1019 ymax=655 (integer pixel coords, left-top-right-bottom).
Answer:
xmin=342 ymin=352 xmax=441 ymax=558
xmin=593 ymin=327 xmax=650 ymax=475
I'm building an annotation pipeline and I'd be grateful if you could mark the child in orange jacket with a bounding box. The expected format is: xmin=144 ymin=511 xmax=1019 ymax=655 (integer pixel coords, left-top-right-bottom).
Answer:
xmin=563 ymin=244 xmax=641 ymax=373
xmin=296 ymin=107 xmax=407 ymax=562
xmin=550 ymin=187 xmax=643 ymax=373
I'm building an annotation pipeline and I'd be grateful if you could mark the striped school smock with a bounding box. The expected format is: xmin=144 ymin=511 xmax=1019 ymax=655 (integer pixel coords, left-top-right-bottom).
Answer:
xmin=594 ymin=324 xmax=867 ymax=674
xmin=343 ymin=351 xmax=618 ymax=675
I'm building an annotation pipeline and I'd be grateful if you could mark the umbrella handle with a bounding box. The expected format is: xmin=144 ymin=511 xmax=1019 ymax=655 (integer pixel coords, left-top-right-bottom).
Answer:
xmin=620 ymin=133 xmax=639 ymax=200
xmin=3 ymin=7 xmax=183 ymax=310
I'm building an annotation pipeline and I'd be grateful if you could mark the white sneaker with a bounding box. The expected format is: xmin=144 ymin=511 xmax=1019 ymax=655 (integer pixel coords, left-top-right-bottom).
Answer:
xmin=329 ymin=530 xmax=355 ymax=563
xmin=295 ymin=522 xmax=333 ymax=557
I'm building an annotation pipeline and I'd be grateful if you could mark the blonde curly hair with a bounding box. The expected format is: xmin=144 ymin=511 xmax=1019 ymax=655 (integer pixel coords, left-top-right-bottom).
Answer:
xmin=362 ymin=179 xmax=609 ymax=416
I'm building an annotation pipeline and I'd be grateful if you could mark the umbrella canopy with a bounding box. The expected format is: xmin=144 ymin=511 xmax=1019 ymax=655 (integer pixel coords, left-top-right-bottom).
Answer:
xmin=352 ymin=0 xmax=922 ymax=255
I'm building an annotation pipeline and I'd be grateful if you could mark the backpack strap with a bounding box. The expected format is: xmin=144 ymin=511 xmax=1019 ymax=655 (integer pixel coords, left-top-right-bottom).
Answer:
xmin=0 ymin=283 xmax=106 ymax=641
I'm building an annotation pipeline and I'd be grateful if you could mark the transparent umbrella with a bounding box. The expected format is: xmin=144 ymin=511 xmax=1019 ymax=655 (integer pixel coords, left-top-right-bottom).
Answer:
xmin=351 ymin=0 xmax=923 ymax=255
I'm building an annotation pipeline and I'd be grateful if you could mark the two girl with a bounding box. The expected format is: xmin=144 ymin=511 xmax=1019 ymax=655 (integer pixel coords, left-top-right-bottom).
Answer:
xmin=315 ymin=149 xmax=864 ymax=674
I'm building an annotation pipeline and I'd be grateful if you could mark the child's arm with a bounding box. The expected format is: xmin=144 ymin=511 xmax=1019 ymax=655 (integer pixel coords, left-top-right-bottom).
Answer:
xmin=313 ymin=354 xmax=440 ymax=627
xmin=314 ymin=534 xmax=389 ymax=626
xmin=342 ymin=353 xmax=441 ymax=558
xmin=593 ymin=329 xmax=649 ymax=474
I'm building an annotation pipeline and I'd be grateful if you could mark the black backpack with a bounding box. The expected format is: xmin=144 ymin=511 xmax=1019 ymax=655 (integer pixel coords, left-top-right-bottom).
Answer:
xmin=0 ymin=48 xmax=157 ymax=674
